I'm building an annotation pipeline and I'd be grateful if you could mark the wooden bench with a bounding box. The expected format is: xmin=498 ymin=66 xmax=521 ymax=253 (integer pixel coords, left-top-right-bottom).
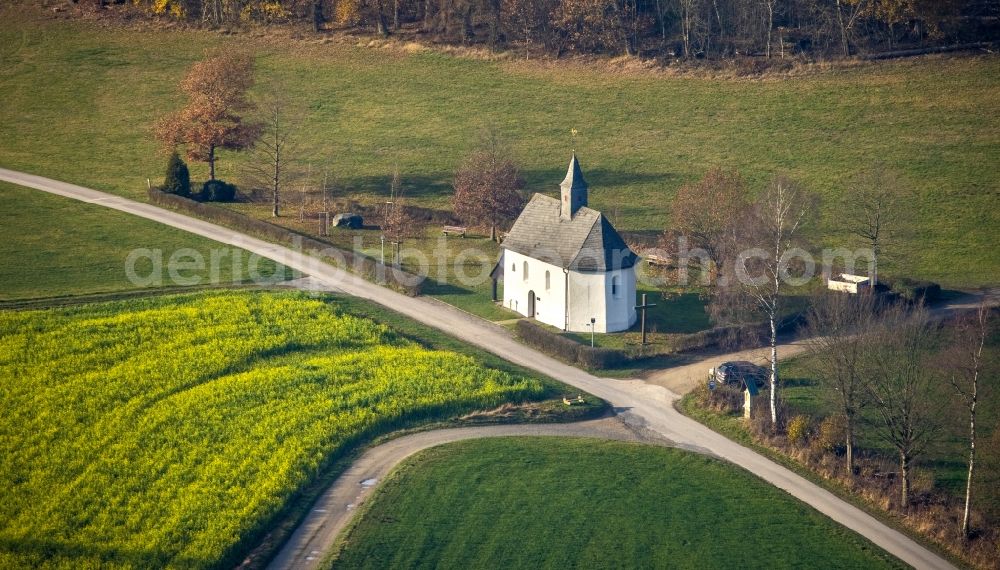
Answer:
xmin=442 ymin=225 xmax=467 ymax=237
xmin=645 ymin=253 xmax=672 ymax=267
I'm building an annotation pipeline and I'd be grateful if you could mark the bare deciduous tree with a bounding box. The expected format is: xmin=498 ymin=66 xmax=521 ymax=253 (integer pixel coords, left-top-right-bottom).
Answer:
xmin=382 ymin=168 xmax=420 ymax=265
xmin=842 ymin=163 xmax=913 ymax=287
xmin=452 ymin=127 xmax=525 ymax=242
xmin=805 ymin=290 xmax=878 ymax=476
xmin=864 ymin=303 xmax=945 ymax=508
xmin=661 ymin=167 xmax=749 ymax=283
xmin=245 ymin=88 xmax=297 ymax=217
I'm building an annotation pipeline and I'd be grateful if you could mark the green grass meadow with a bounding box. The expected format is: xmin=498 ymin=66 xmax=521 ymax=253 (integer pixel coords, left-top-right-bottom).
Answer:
xmin=778 ymin=352 xmax=1000 ymax=515
xmin=0 ymin=290 xmax=578 ymax=568
xmin=332 ymin=438 xmax=904 ymax=569
xmin=0 ymin=4 xmax=997 ymax=288
xmin=0 ymin=182 xmax=293 ymax=300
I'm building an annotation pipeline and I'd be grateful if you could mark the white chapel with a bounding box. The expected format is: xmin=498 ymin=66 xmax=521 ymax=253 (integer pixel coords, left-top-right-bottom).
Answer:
xmin=493 ymin=154 xmax=638 ymax=333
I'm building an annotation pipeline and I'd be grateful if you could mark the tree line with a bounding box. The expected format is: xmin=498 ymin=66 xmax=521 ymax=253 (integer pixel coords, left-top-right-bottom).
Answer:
xmin=111 ymin=0 xmax=997 ymax=60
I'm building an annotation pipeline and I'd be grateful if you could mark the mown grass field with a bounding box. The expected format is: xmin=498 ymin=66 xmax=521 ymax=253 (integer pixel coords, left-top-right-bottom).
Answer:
xmin=0 ymin=182 xmax=293 ymax=301
xmin=331 ymin=438 xmax=903 ymax=569
xmin=0 ymin=290 xmax=582 ymax=568
xmin=0 ymin=4 xmax=997 ymax=288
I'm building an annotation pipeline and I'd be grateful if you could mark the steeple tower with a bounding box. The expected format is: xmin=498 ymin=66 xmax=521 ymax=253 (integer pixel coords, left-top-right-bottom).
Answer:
xmin=560 ymin=153 xmax=588 ymax=220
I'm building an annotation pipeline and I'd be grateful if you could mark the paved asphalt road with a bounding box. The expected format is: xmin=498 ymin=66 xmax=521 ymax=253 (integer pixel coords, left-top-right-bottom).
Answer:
xmin=0 ymin=168 xmax=957 ymax=570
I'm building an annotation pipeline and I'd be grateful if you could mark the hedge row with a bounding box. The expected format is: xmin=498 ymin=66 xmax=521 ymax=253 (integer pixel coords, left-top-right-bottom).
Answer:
xmin=147 ymin=189 xmax=425 ymax=296
xmin=515 ymin=314 xmax=805 ymax=370
xmin=514 ymin=320 xmax=628 ymax=369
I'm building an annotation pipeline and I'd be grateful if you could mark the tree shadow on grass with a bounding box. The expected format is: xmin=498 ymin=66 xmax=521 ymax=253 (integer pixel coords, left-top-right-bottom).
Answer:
xmin=337 ymin=169 xmax=676 ymax=203
xmin=421 ymin=279 xmax=477 ymax=296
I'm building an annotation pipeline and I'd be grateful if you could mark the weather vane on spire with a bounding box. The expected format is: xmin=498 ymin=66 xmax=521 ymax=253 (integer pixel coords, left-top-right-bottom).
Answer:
xmin=571 ymin=128 xmax=578 ymax=152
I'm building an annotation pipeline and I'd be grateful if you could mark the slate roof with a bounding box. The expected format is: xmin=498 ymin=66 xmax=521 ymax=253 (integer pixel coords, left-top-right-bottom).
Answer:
xmin=501 ymin=194 xmax=638 ymax=272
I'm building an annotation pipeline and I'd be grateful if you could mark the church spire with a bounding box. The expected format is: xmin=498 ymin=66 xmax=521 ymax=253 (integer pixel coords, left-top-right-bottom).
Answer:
xmin=560 ymin=153 xmax=588 ymax=220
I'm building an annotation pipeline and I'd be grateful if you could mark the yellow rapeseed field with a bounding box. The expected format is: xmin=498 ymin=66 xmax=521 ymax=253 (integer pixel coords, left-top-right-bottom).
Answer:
xmin=0 ymin=291 xmax=544 ymax=568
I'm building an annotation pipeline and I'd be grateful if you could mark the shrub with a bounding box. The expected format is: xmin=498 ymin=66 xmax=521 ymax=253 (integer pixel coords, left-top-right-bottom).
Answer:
xmin=200 ymin=179 xmax=237 ymax=202
xmin=707 ymin=384 xmax=743 ymax=415
xmin=787 ymin=415 xmax=812 ymax=447
xmin=888 ymin=277 xmax=942 ymax=304
xmin=515 ymin=320 xmax=581 ymax=363
xmin=814 ymin=415 xmax=847 ymax=455
xmin=577 ymin=346 xmax=628 ymax=369
xmin=750 ymin=394 xmax=789 ymax=436
xmin=513 ymin=320 xmax=629 ymax=369
xmin=163 ymin=151 xmax=191 ymax=196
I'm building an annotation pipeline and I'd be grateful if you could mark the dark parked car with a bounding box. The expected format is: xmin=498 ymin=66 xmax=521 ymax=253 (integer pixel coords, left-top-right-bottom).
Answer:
xmin=712 ymin=361 xmax=767 ymax=388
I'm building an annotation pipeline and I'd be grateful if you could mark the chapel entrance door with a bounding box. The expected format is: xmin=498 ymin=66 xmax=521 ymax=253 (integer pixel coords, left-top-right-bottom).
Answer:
xmin=527 ymin=290 xmax=535 ymax=318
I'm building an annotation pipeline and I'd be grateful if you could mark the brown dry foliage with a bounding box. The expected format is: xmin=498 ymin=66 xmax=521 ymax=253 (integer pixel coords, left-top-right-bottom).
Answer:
xmin=155 ymin=51 xmax=261 ymax=176
xmin=452 ymin=128 xmax=525 ymax=241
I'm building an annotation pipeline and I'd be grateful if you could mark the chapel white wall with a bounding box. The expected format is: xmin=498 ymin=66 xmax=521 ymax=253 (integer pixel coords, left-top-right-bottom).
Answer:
xmin=502 ymin=250 xmax=567 ymax=330
xmin=565 ymin=268 xmax=636 ymax=333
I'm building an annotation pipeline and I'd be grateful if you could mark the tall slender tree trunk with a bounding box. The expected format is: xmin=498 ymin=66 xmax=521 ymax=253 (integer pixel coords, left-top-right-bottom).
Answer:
xmin=900 ymin=451 xmax=911 ymax=508
xmin=871 ymin=239 xmax=880 ymax=287
xmin=376 ymin=0 xmax=390 ymax=36
xmin=960 ymin=315 xmax=984 ymax=540
xmin=769 ymin=235 xmax=781 ymax=428
xmin=835 ymin=0 xmax=850 ymax=56
xmin=845 ymin=416 xmax=855 ymax=476
xmin=460 ymin=0 xmax=473 ymax=43
xmin=769 ymin=309 xmax=778 ymax=427
xmin=963 ymin=391 xmax=976 ymax=538
xmin=312 ymin=0 xmax=324 ymax=31
xmin=208 ymin=144 xmax=216 ymax=180
xmin=765 ymin=0 xmax=774 ymax=59
xmin=655 ymin=0 xmax=665 ymax=39
xmin=423 ymin=0 xmax=432 ymax=31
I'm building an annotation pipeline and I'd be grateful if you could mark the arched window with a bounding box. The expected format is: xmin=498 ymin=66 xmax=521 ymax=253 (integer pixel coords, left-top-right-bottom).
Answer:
xmin=512 ymin=262 xmax=516 ymax=272
xmin=545 ymin=271 xmax=551 ymax=290
xmin=612 ymin=275 xmax=620 ymax=298
xmin=523 ymin=260 xmax=529 ymax=280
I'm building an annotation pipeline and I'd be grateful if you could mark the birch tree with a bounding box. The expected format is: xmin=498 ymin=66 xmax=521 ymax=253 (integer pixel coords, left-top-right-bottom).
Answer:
xmin=737 ymin=176 xmax=816 ymax=428
xmin=943 ymin=303 xmax=991 ymax=539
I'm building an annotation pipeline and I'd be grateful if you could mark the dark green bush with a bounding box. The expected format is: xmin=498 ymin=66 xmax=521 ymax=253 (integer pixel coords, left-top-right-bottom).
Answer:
xmin=162 ymin=151 xmax=191 ymax=196
xmin=514 ymin=320 xmax=629 ymax=369
xmin=888 ymin=277 xmax=942 ymax=303
xmin=515 ymin=320 xmax=582 ymax=363
xmin=577 ymin=346 xmax=628 ymax=368
xmin=200 ymin=179 xmax=237 ymax=202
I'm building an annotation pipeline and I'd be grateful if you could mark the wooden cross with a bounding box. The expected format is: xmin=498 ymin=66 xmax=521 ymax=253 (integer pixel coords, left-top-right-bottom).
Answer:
xmin=635 ymin=293 xmax=657 ymax=345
